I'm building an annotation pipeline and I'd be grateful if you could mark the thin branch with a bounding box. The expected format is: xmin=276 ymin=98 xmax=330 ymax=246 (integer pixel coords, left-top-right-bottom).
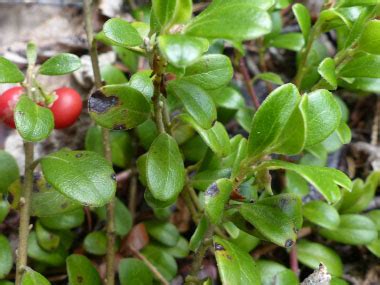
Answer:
xmin=289 ymin=244 xmax=299 ymax=275
xmin=128 ymin=176 xmax=138 ymax=220
xmin=239 ymin=58 xmax=260 ymax=110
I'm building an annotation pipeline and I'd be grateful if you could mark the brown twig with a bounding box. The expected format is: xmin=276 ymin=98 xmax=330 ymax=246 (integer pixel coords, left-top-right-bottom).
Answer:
xmin=289 ymin=244 xmax=299 ymax=275
xmin=239 ymin=58 xmax=260 ymax=109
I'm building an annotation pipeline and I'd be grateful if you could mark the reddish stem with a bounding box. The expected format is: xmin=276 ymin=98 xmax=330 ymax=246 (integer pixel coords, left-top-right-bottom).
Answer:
xmin=239 ymin=58 xmax=260 ymax=110
xmin=289 ymin=244 xmax=299 ymax=275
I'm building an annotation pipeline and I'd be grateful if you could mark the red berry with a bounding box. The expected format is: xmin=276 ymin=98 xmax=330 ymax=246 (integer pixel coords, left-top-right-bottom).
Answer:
xmin=0 ymin=86 xmax=24 ymax=128
xmin=50 ymin=87 xmax=82 ymax=129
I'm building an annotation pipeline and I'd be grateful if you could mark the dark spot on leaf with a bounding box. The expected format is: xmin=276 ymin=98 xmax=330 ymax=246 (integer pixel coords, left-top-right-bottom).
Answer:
xmin=226 ymin=254 xmax=232 ymax=260
xmin=75 ymin=153 xmax=83 ymax=158
xmin=17 ymin=111 xmax=24 ymax=116
xmin=111 ymin=174 xmax=117 ymax=181
xmin=88 ymin=90 xmax=119 ymax=114
xmin=293 ymin=227 xmax=299 ymax=234
xmin=214 ymin=242 xmax=225 ymax=251
xmin=279 ymin=197 xmax=289 ymax=209
xmin=211 ymin=119 xmax=217 ymax=127
xmin=285 ymin=239 xmax=294 ymax=248
xmin=77 ymin=275 xmax=84 ymax=283
xmin=46 ymin=183 xmax=52 ymax=189
xmin=205 ymin=183 xmax=219 ymax=197
xmin=113 ymin=124 xmax=126 ymax=130
xmin=61 ymin=202 xmax=68 ymax=209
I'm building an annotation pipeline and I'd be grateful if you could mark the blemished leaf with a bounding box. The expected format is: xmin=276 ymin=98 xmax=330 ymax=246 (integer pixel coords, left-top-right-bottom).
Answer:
xmin=0 ymin=150 xmax=19 ymax=193
xmin=84 ymin=231 xmax=107 ymax=255
xmin=191 ymin=168 xmax=231 ymax=191
xmin=0 ymin=235 xmax=13 ymax=279
xmin=185 ymin=1 xmax=272 ymax=41
xmin=40 ymin=208 xmax=84 ymax=230
xmin=41 ymin=149 xmax=116 ymax=207
xmin=257 ymin=260 xmax=299 ymax=285
xmin=39 ymin=53 xmax=81 ymax=76
xmin=292 ymin=3 xmax=311 ymax=40
xmin=88 ymin=85 xmax=150 ymax=130
xmin=129 ymin=71 xmax=154 ymax=99
xmin=100 ymin=65 xmax=128 ymax=85
xmin=248 ymin=84 xmax=300 ymax=158
xmin=205 ymin=178 xmax=233 ymax=224
xmin=146 ymin=133 xmax=185 ymax=201
xmin=253 ymin=72 xmax=284 ymax=85
xmin=318 ymin=58 xmax=337 ymax=89
xmin=182 ymin=54 xmax=233 ymax=90
xmin=320 ymin=214 xmax=378 ymax=245
xmin=303 ymin=201 xmax=340 ymax=230
xmin=35 ymin=220 xmax=60 ymax=251
xmin=297 ymin=240 xmax=343 ymax=277
xmin=144 ymin=221 xmax=180 ymax=247
xmin=28 ymin=232 xmax=66 ymax=266
xmin=213 ymin=236 xmax=260 ymax=285
xmin=15 ymin=96 xmax=54 ymax=142
xmin=141 ymin=245 xmax=177 ymax=281
xmin=0 ymin=200 xmax=10 ymax=224
xmin=168 ymin=80 xmax=216 ymax=129
xmin=159 ymin=35 xmax=209 ymax=68
xmin=260 ymin=160 xmax=352 ymax=203
xmin=21 ymin=267 xmax=51 ymax=285
xmin=240 ymin=194 xmax=302 ymax=247
xmin=119 ymin=258 xmax=153 ymax=285
xmin=67 ymin=254 xmax=102 ymax=285
xmin=103 ymin=18 xmax=143 ymax=47
xmin=269 ymin=33 xmax=305 ymax=51
xmin=300 ymin=89 xmax=341 ymax=147
xmin=152 ymin=0 xmax=192 ymax=29
xmin=0 ymin=56 xmax=24 ymax=83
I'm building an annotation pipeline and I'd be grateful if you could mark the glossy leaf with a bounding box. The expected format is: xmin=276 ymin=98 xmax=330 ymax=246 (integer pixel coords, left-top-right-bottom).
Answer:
xmin=320 ymin=214 xmax=377 ymax=245
xmin=41 ymin=149 xmax=116 ymax=207
xmin=0 ymin=56 xmax=24 ymax=83
xmin=144 ymin=221 xmax=179 ymax=247
xmin=0 ymin=201 xmax=10 ymax=224
xmin=257 ymin=260 xmax=299 ymax=285
xmin=67 ymin=254 xmax=102 ymax=285
xmin=189 ymin=216 xmax=208 ymax=251
xmin=253 ymin=72 xmax=284 ymax=85
xmin=39 ymin=53 xmax=81 ymax=76
xmin=103 ymin=18 xmax=143 ymax=47
xmin=141 ymin=245 xmax=177 ymax=281
xmin=205 ymin=178 xmax=233 ymax=224
xmin=0 ymin=150 xmax=19 ymax=193
xmin=21 ymin=267 xmax=51 ymax=285
xmin=119 ymin=258 xmax=153 ymax=285
xmin=163 ymin=236 xmax=190 ymax=258
xmin=303 ymin=201 xmax=340 ymax=230
xmin=15 ymin=96 xmax=54 ymax=142
xmin=84 ymin=231 xmax=107 ymax=255
xmin=100 ymin=65 xmax=128 ymax=85
xmin=146 ymin=133 xmax=185 ymax=201
xmin=35 ymin=220 xmax=60 ymax=251
xmin=292 ymin=3 xmax=311 ymax=40
xmin=185 ymin=1 xmax=272 ymax=41
xmin=159 ymin=35 xmax=209 ymax=67
xmin=0 ymin=235 xmax=12 ymax=279
xmin=269 ymin=33 xmax=305 ymax=52
xmin=214 ymin=236 xmax=260 ymax=285
xmin=318 ymin=58 xmax=337 ymax=89
xmin=129 ymin=71 xmax=154 ymax=99
xmin=297 ymin=240 xmax=343 ymax=276
xmin=366 ymin=210 xmax=380 ymax=231
xmin=40 ymin=208 xmax=84 ymax=230
xmin=191 ymin=169 xmax=231 ymax=191
xmin=152 ymin=0 xmax=192 ymax=29
xmin=224 ymin=222 xmax=260 ymax=252
xmin=285 ymin=171 xmax=309 ymax=197
xmin=88 ymin=85 xmax=150 ymax=130
xmin=209 ymin=87 xmax=245 ymax=110
xmin=28 ymin=232 xmax=66 ymax=266
xmin=338 ymin=52 xmax=380 ymax=78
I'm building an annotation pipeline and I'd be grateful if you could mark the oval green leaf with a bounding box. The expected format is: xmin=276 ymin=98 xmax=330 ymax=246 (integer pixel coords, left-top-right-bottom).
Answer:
xmin=0 ymin=56 xmax=24 ymax=83
xmin=144 ymin=221 xmax=179 ymax=247
xmin=39 ymin=53 xmax=81 ymax=76
xmin=84 ymin=231 xmax=107 ymax=256
xmin=303 ymin=201 xmax=340 ymax=230
xmin=119 ymin=258 xmax=153 ymax=285
xmin=205 ymin=178 xmax=233 ymax=224
xmin=0 ymin=235 xmax=13 ymax=279
xmin=21 ymin=267 xmax=51 ymax=285
xmin=66 ymin=254 xmax=102 ymax=285
xmin=103 ymin=18 xmax=143 ymax=47
xmin=0 ymin=150 xmax=19 ymax=193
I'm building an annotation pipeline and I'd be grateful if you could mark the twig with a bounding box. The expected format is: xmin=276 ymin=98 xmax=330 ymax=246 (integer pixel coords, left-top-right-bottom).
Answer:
xmin=289 ymin=244 xmax=299 ymax=275
xmin=116 ymin=169 xmax=132 ymax=183
xmin=371 ymin=97 xmax=380 ymax=146
xmin=129 ymin=245 xmax=169 ymax=285
xmin=239 ymin=58 xmax=260 ymax=110
xmin=152 ymin=52 xmax=166 ymax=134
xmin=128 ymin=176 xmax=138 ymax=220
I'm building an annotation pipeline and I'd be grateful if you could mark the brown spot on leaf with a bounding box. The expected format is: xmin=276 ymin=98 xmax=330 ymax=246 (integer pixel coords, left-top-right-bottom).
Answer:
xmin=214 ymin=242 xmax=225 ymax=251
xmin=77 ymin=275 xmax=84 ymax=283
xmin=206 ymin=183 xmax=219 ymax=197
xmin=113 ymin=124 xmax=127 ymax=130
xmin=285 ymin=239 xmax=294 ymax=248
xmin=75 ymin=153 xmax=83 ymax=158
xmin=61 ymin=202 xmax=68 ymax=209
xmin=88 ymin=90 xmax=119 ymax=114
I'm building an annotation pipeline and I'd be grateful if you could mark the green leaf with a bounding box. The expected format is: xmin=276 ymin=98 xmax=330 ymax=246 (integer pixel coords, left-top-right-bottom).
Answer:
xmin=15 ymin=96 xmax=54 ymax=142
xmin=367 ymin=239 xmax=380 ymax=258
xmin=205 ymin=178 xmax=233 ymax=224
xmin=21 ymin=267 xmax=51 ymax=285
xmin=88 ymin=85 xmax=150 ymax=130
xmin=0 ymin=235 xmax=12 ymax=279
xmin=41 ymin=149 xmax=116 ymax=207
xmin=236 ymin=107 xmax=255 ymax=132
xmin=101 ymin=65 xmax=128 ymax=85
xmin=358 ymin=20 xmax=380 ymax=54
xmin=66 ymin=254 xmax=102 ymax=285
xmin=162 ymin=236 xmax=190 ymax=258
xmin=185 ymin=1 xmax=272 ymax=41
xmin=337 ymin=0 xmax=380 ymax=7
xmin=146 ymin=133 xmax=185 ymax=201
xmin=259 ymin=160 xmax=351 ymax=203
xmin=168 ymin=80 xmax=216 ymax=129
xmin=35 ymin=220 xmax=60 ymax=251
xmin=213 ymin=236 xmax=260 ymax=285
xmin=119 ymin=258 xmax=153 ymax=285
xmin=300 ymin=89 xmax=341 ymax=147
xmin=240 ymin=194 xmax=302 ymax=247
xmin=39 ymin=53 xmax=81 ymax=76
xmin=285 ymin=171 xmax=309 ymax=197
xmin=253 ymin=72 xmax=284 ymax=85
xmin=292 ymin=3 xmax=311 ymax=40
xmin=84 ymin=231 xmax=107 ymax=255
xmin=129 ymin=71 xmax=154 ymax=99
xmin=318 ymin=58 xmax=337 ymax=89
xmin=28 ymin=232 xmax=66 ymax=266
xmin=182 ymin=54 xmax=233 ymax=90
xmin=257 ymin=260 xmax=299 ymax=285
xmin=366 ymin=210 xmax=380 ymax=231
xmin=40 ymin=208 xmax=84 ymax=230
xmin=0 ymin=56 xmax=24 ymax=83
xmin=303 ymin=201 xmax=340 ymax=230
xmin=209 ymin=87 xmax=245 ymax=110
xmin=320 ymin=214 xmax=378 ymax=245
xmin=191 ymin=169 xmax=231 ymax=191
xmin=338 ymin=52 xmax=380 ymax=78
xmin=189 ymin=216 xmax=208 ymax=251
xmin=297 ymin=240 xmax=343 ymax=276
xmin=159 ymin=35 xmax=209 ymax=68
xmin=331 ymin=277 xmax=349 ymax=285
xmin=269 ymin=33 xmax=305 ymax=52
xmin=103 ymin=18 xmax=143 ymax=48
xmin=224 ymin=222 xmax=260 ymax=252
xmin=144 ymin=221 xmax=179 ymax=247
xmin=248 ymin=84 xmax=300 ymax=158
xmin=141 ymin=245 xmax=177 ymax=281
xmin=0 ymin=150 xmax=19 ymax=193
xmin=152 ymin=0 xmax=192 ymax=29
xmin=0 ymin=200 xmax=10 ymax=224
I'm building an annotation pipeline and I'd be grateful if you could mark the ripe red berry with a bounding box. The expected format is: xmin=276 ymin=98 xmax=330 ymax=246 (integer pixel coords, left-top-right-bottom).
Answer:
xmin=50 ymin=87 xmax=82 ymax=129
xmin=0 ymin=86 xmax=24 ymax=128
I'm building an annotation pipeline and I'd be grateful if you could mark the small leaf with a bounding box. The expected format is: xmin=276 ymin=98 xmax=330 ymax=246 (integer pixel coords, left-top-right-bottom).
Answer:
xmin=84 ymin=231 xmax=107 ymax=255
xmin=40 ymin=208 xmax=84 ymax=230
xmin=39 ymin=53 xmax=81 ymax=76
xmin=129 ymin=71 xmax=154 ymax=99
xmin=269 ymin=33 xmax=305 ymax=51
xmin=67 ymin=254 xmax=102 ymax=285
xmin=141 ymin=245 xmax=177 ymax=281
xmin=189 ymin=216 xmax=208 ymax=251
xmin=101 ymin=65 xmax=128 ymax=85
xmin=292 ymin=3 xmax=311 ymax=40
xmin=366 ymin=210 xmax=380 ymax=231
xmin=159 ymin=35 xmax=209 ymax=67
xmin=257 ymin=260 xmax=298 ymax=285
xmin=21 ymin=267 xmax=51 ymax=285
xmin=297 ymin=240 xmax=343 ymax=277
xmin=367 ymin=239 xmax=380 ymax=258
xmin=146 ymin=133 xmax=185 ymax=201
xmin=0 ymin=150 xmax=19 ymax=193
xmin=338 ymin=52 xmax=380 ymax=79
xmin=88 ymin=85 xmax=150 ymax=130
xmin=163 ymin=236 xmax=190 ymax=258
xmin=152 ymin=0 xmax=192 ymax=29
xmin=213 ymin=236 xmax=260 ymax=285
xmin=0 ymin=235 xmax=13 ymax=279
xmin=318 ymin=58 xmax=337 ymax=89
xmin=119 ymin=258 xmax=153 ymax=285
xmin=15 ymin=96 xmax=54 ymax=142
xmin=285 ymin=171 xmax=309 ymax=197
xmin=103 ymin=18 xmax=143 ymax=47
xmin=209 ymin=87 xmax=245 ymax=110
xmin=182 ymin=54 xmax=233 ymax=90
xmin=303 ymin=201 xmax=340 ymax=230
xmin=337 ymin=0 xmax=380 ymax=7
xmin=205 ymin=178 xmax=233 ymax=224
xmin=0 ymin=201 xmax=10 ymax=224
xmin=320 ymin=214 xmax=378 ymax=245
xmin=191 ymin=168 xmax=231 ymax=191
xmin=0 ymin=56 xmax=24 ymax=83
xmin=28 ymin=232 xmax=66 ymax=266
xmin=35 ymin=220 xmax=60 ymax=251
xmin=253 ymin=72 xmax=284 ymax=85
xmin=41 ymin=149 xmax=116 ymax=207
xmin=144 ymin=221 xmax=179 ymax=247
